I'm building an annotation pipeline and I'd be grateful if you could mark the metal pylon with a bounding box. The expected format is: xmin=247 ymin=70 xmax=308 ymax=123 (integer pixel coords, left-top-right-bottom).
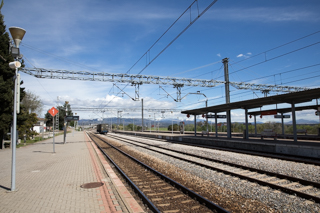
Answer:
xmin=174 ymin=84 xmax=184 ymax=102
xmin=132 ymin=82 xmax=142 ymax=101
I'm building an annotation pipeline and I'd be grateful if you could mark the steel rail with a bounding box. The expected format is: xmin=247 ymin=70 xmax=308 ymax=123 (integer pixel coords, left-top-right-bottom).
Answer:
xmin=122 ymin=131 xmax=320 ymax=165
xmin=90 ymin=133 xmax=230 ymax=213
xmin=87 ymin=133 xmax=160 ymax=213
xmin=109 ymin=134 xmax=320 ymax=203
xmin=110 ymin=134 xmax=320 ymax=188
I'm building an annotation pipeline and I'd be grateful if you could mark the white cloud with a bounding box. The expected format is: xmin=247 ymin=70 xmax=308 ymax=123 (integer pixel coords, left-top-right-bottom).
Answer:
xmin=217 ymin=53 xmax=221 ymax=57
xmin=236 ymin=53 xmax=252 ymax=59
xmin=206 ymin=7 xmax=320 ymax=23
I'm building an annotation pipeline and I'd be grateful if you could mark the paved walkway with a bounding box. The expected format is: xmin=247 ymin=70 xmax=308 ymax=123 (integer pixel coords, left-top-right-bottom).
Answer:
xmin=0 ymin=131 xmax=143 ymax=213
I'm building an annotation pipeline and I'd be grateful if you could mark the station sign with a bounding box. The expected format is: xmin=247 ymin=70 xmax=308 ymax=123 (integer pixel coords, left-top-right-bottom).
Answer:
xmin=261 ymin=110 xmax=277 ymax=116
xmin=274 ymin=115 xmax=290 ymax=119
xmin=206 ymin=114 xmax=226 ymax=119
xmin=48 ymin=107 xmax=58 ymax=117
xmin=65 ymin=116 xmax=80 ymax=121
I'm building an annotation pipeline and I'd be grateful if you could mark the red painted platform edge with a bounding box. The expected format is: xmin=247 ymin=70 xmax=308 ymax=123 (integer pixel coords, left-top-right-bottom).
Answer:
xmin=88 ymin=133 xmax=145 ymax=213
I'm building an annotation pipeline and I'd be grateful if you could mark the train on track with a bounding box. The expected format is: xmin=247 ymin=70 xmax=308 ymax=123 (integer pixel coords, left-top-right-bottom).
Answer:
xmin=97 ymin=124 xmax=108 ymax=134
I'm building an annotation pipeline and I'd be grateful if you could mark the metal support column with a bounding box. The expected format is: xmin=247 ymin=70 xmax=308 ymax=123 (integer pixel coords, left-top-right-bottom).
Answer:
xmin=141 ymin=99 xmax=144 ymax=132
xmin=223 ymin=58 xmax=232 ymax=138
xmin=245 ymin=108 xmax=249 ymax=139
xmin=291 ymin=102 xmax=297 ymax=142
xmin=194 ymin=115 xmax=197 ymax=136
xmin=254 ymin=115 xmax=257 ymax=136
xmin=215 ymin=112 xmax=218 ymax=137
xmin=206 ymin=101 xmax=208 ymax=137
xmin=281 ymin=112 xmax=285 ymax=137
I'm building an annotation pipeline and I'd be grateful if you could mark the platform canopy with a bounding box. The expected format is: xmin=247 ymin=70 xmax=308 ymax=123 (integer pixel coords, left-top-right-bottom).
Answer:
xmin=248 ymin=105 xmax=319 ymax=116
xmin=181 ymin=87 xmax=320 ymax=115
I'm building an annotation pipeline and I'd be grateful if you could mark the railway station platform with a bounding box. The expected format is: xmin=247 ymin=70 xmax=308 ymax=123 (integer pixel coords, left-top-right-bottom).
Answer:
xmin=114 ymin=130 xmax=320 ymax=159
xmin=0 ymin=131 xmax=144 ymax=213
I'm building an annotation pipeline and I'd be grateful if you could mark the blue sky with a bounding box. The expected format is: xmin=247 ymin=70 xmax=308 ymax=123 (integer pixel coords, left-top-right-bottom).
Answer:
xmin=3 ymin=0 xmax=320 ymax=122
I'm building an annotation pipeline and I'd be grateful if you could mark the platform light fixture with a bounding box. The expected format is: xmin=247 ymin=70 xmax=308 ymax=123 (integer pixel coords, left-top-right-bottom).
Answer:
xmin=9 ymin=27 xmax=26 ymax=58
xmin=9 ymin=26 xmax=26 ymax=192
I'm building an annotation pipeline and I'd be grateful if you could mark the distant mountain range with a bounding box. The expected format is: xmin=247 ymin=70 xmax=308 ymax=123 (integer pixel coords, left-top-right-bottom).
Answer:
xmin=285 ymin=119 xmax=319 ymax=125
xmin=78 ymin=118 xmax=319 ymax=126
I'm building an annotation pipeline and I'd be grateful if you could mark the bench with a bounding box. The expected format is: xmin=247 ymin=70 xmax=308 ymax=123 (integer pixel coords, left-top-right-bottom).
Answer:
xmin=261 ymin=129 xmax=277 ymax=140
xmin=297 ymin=129 xmax=307 ymax=135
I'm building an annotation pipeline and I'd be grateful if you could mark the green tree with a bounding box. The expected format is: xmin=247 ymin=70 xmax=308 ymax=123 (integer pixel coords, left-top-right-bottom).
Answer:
xmin=0 ymin=5 xmax=15 ymax=148
xmin=45 ymin=102 xmax=73 ymax=130
xmin=126 ymin=124 xmax=137 ymax=131
xmin=0 ymin=2 xmax=38 ymax=145
xmin=136 ymin=125 xmax=142 ymax=131
xmin=17 ymin=110 xmax=38 ymax=140
xmin=184 ymin=124 xmax=194 ymax=131
xmin=16 ymin=81 xmax=39 ymax=139
xmin=21 ymin=90 xmax=43 ymax=115
xmin=168 ymin=124 xmax=179 ymax=131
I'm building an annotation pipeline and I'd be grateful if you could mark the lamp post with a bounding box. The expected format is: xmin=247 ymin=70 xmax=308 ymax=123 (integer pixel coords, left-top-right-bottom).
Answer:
xmin=9 ymin=26 xmax=26 ymax=192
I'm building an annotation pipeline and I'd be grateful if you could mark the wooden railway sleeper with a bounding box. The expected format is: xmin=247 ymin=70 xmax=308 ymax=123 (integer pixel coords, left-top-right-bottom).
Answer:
xmin=107 ymin=133 xmax=320 ymax=204
xmin=90 ymin=133 xmax=229 ymax=213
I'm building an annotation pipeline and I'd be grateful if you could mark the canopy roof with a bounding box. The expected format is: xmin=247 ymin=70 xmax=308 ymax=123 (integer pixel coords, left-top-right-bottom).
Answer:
xmin=181 ymin=88 xmax=320 ymax=115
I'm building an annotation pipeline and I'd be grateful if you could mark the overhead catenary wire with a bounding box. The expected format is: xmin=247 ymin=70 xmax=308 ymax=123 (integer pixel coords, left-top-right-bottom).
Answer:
xmin=161 ymin=63 xmax=320 ymax=107
xmin=230 ymin=30 xmax=320 ymax=66
xmin=19 ymin=15 xmax=320 ymax=115
xmin=225 ymin=41 xmax=320 ymax=77
xmin=22 ymin=55 xmax=56 ymax=104
xmin=238 ymin=63 xmax=320 ymax=84
xmin=127 ymin=0 xmax=218 ymax=76
xmin=103 ymin=0 xmax=219 ymax=108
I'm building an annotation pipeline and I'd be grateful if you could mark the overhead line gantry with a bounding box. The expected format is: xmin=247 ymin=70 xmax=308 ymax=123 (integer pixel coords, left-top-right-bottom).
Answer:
xmin=20 ymin=60 xmax=309 ymax=102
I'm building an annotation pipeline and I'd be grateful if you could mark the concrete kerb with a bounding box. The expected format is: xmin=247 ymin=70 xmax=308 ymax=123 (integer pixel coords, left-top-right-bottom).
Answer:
xmin=85 ymin=132 xmax=145 ymax=213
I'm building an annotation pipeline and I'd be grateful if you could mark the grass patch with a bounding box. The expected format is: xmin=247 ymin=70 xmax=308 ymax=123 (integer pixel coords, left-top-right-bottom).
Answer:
xmin=15 ymin=131 xmax=70 ymax=148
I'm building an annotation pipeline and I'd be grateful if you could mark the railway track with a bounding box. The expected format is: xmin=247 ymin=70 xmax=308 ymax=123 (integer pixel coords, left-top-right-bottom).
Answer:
xmin=107 ymin=133 xmax=320 ymax=204
xmin=87 ymin=132 xmax=229 ymax=213
xmin=119 ymin=132 xmax=320 ymax=166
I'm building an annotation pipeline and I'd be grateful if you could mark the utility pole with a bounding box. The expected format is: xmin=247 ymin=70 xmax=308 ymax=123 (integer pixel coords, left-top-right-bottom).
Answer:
xmin=141 ymin=99 xmax=144 ymax=132
xmin=206 ymin=100 xmax=208 ymax=136
xmin=223 ymin=58 xmax=232 ymax=138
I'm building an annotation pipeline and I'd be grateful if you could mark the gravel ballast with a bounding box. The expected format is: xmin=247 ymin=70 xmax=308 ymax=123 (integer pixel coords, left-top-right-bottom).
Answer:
xmin=106 ymin=134 xmax=320 ymax=212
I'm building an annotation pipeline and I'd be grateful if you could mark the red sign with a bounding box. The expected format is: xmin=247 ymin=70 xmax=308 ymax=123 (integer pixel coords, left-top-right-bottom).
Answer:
xmin=48 ymin=107 xmax=58 ymax=117
xmin=261 ymin=110 xmax=277 ymax=116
